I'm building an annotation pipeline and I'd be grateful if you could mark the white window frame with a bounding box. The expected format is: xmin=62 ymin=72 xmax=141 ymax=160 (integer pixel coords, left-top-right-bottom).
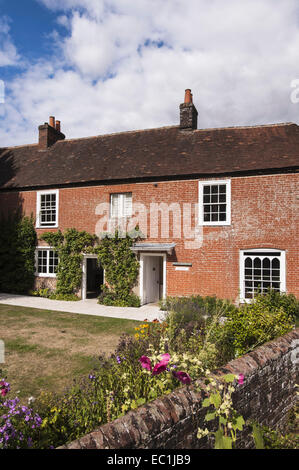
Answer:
xmin=198 ymin=179 xmax=231 ymax=226
xmin=35 ymin=247 xmax=59 ymax=278
xmin=36 ymin=189 xmax=59 ymax=228
xmin=239 ymin=248 xmax=286 ymax=303
xmin=109 ymin=192 xmax=132 ymax=219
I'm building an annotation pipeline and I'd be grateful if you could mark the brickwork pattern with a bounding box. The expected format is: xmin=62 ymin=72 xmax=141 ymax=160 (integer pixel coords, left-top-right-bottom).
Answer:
xmin=0 ymin=173 xmax=298 ymax=301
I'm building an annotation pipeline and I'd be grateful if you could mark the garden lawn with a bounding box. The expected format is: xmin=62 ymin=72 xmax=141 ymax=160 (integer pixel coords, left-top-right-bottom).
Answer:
xmin=0 ymin=304 xmax=140 ymax=401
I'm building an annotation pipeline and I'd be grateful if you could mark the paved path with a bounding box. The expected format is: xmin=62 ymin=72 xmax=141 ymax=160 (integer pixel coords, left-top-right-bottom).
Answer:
xmin=0 ymin=293 xmax=165 ymax=322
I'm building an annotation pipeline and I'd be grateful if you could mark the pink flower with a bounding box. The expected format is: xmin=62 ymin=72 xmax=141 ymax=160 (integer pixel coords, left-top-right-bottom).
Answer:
xmin=152 ymin=362 xmax=167 ymax=376
xmin=172 ymin=371 xmax=192 ymax=385
xmin=0 ymin=380 xmax=10 ymax=397
xmin=139 ymin=356 xmax=152 ymax=371
xmin=160 ymin=353 xmax=170 ymax=364
xmin=139 ymin=353 xmax=171 ymax=376
xmin=238 ymin=374 xmax=244 ymax=385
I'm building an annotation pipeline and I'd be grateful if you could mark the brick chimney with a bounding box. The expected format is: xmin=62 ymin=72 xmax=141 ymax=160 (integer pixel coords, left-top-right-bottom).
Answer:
xmin=38 ymin=116 xmax=65 ymax=148
xmin=179 ymin=89 xmax=198 ymax=130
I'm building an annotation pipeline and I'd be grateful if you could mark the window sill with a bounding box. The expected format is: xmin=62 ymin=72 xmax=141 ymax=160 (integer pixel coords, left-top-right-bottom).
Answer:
xmin=200 ymin=222 xmax=231 ymax=227
xmin=35 ymin=273 xmax=57 ymax=278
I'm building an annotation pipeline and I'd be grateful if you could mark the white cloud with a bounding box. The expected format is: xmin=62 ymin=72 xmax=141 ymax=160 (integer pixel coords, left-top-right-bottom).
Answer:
xmin=1 ymin=0 xmax=299 ymax=146
xmin=0 ymin=16 xmax=20 ymax=67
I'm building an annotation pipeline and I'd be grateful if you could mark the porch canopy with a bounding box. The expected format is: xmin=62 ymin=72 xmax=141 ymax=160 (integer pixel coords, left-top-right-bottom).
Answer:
xmin=130 ymin=243 xmax=176 ymax=255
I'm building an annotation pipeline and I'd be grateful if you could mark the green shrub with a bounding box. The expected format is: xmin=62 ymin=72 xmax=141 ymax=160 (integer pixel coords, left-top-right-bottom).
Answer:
xmin=160 ymin=295 xmax=237 ymax=319
xmin=98 ymin=286 xmax=140 ymax=307
xmin=0 ymin=212 xmax=37 ymax=294
xmin=247 ymin=290 xmax=299 ymax=322
xmin=48 ymin=293 xmax=80 ymax=301
xmin=222 ymin=293 xmax=295 ymax=357
xmin=29 ymin=289 xmax=80 ymax=301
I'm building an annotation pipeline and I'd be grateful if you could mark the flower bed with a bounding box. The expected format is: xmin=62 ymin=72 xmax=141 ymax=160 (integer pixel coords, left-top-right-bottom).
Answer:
xmin=1 ymin=291 xmax=297 ymax=449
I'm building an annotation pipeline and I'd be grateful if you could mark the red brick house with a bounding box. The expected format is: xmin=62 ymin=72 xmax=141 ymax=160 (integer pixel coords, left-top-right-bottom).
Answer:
xmin=0 ymin=90 xmax=298 ymax=304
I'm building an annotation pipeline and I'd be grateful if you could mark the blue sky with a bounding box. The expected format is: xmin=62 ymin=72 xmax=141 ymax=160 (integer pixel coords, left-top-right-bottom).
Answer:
xmin=1 ymin=0 xmax=299 ymax=147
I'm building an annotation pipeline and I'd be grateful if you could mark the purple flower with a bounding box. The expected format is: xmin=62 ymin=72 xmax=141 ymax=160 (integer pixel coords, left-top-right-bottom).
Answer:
xmin=89 ymin=374 xmax=96 ymax=380
xmin=172 ymin=371 xmax=192 ymax=385
xmin=116 ymin=356 xmax=122 ymax=364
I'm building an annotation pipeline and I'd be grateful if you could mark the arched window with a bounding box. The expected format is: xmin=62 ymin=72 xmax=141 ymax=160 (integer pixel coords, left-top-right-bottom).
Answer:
xmin=240 ymin=249 xmax=286 ymax=302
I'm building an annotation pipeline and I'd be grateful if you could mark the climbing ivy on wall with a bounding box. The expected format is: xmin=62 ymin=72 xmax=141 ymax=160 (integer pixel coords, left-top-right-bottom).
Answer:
xmin=95 ymin=230 xmax=141 ymax=307
xmin=0 ymin=211 xmax=37 ymax=294
xmin=40 ymin=228 xmax=97 ymax=296
xmin=40 ymin=227 xmax=141 ymax=306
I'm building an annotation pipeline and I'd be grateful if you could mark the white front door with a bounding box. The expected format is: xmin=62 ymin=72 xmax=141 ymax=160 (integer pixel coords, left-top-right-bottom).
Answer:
xmin=143 ymin=256 xmax=161 ymax=304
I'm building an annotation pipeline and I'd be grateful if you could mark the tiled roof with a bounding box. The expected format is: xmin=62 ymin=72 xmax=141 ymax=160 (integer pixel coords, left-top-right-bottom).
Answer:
xmin=0 ymin=122 xmax=298 ymax=190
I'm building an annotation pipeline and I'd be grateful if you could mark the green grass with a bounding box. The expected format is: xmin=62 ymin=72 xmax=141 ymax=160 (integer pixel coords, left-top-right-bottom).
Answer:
xmin=0 ymin=304 xmax=141 ymax=401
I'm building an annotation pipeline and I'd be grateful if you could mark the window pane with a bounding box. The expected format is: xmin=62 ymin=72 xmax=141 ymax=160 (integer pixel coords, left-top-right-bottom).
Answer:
xmin=202 ymin=183 xmax=227 ymax=223
xmin=40 ymin=193 xmax=57 ymax=226
xmin=243 ymin=252 xmax=282 ymax=300
xmin=124 ymin=193 xmax=132 ymax=217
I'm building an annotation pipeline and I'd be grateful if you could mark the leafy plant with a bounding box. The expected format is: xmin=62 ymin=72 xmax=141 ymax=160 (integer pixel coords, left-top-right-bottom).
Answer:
xmin=0 ymin=212 xmax=37 ymax=294
xmin=198 ymin=373 xmax=246 ymax=449
xmin=96 ymin=230 xmax=140 ymax=307
xmin=222 ymin=294 xmax=295 ymax=357
xmin=40 ymin=228 xmax=97 ymax=296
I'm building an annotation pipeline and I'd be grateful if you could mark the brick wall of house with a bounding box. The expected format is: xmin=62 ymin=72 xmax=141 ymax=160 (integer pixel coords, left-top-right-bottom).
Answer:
xmin=0 ymin=172 xmax=298 ymax=301
xmin=58 ymin=328 xmax=299 ymax=449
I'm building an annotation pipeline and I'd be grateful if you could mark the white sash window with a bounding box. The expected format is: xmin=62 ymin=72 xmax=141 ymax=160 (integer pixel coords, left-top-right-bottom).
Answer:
xmin=36 ymin=190 xmax=59 ymax=228
xmin=110 ymin=193 xmax=132 ymax=219
xmin=199 ymin=180 xmax=231 ymax=225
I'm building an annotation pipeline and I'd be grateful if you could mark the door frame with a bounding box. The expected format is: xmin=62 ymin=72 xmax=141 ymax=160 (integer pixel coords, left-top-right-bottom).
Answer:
xmin=140 ymin=253 xmax=167 ymax=305
xmin=82 ymin=254 xmax=103 ymax=301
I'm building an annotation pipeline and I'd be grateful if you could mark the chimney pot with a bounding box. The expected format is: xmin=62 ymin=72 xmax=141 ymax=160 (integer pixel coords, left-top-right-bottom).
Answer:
xmin=38 ymin=117 xmax=65 ymax=148
xmin=49 ymin=116 xmax=55 ymax=128
xmin=184 ymin=89 xmax=192 ymax=104
xmin=180 ymin=89 xmax=198 ymax=130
